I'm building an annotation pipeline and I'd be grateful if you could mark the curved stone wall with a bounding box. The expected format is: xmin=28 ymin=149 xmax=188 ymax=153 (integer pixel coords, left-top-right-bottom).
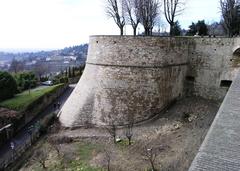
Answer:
xmin=59 ymin=36 xmax=189 ymax=127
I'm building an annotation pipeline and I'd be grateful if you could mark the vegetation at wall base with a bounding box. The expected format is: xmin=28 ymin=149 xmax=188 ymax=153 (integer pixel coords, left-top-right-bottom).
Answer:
xmin=0 ymin=84 xmax=64 ymax=111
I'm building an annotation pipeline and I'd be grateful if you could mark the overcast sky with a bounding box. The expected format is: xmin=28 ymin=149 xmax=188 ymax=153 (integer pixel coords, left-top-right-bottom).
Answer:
xmin=0 ymin=0 xmax=221 ymax=50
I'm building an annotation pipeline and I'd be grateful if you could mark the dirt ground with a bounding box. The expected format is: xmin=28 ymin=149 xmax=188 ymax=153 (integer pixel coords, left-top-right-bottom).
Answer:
xmin=19 ymin=96 xmax=220 ymax=171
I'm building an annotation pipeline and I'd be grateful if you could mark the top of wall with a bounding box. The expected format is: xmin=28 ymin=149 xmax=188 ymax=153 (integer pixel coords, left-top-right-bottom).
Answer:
xmin=86 ymin=36 xmax=240 ymax=68
xmin=87 ymin=36 xmax=190 ymax=67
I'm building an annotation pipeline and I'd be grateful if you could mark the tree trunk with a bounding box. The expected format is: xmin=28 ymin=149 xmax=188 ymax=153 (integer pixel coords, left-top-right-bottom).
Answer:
xmin=133 ymin=27 xmax=137 ymax=36
xmin=150 ymin=28 xmax=153 ymax=36
xmin=128 ymin=137 xmax=131 ymax=145
xmin=144 ymin=26 xmax=148 ymax=36
xmin=170 ymin=23 xmax=174 ymax=36
xmin=120 ymin=27 xmax=124 ymax=36
xmin=41 ymin=162 xmax=47 ymax=170
xmin=113 ymin=136 xmax=116 ymax=143
xmin=107 ymin=161 xmax=110 ymax=171
xmin=150 ymin=160 xmax=155 ymax=171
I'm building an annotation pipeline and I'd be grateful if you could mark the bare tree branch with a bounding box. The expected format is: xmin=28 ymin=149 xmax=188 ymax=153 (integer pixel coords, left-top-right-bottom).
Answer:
xmin=106 ymin=0 xmax=126 ymax=35
xmin=106 ymin=120 xmax=117 ymax=144
xmin=139 ymin=0 xmax=160 ymax=36
xmin=103 ymin=147 xmax=111 ymax=171
xmin=163 ymin=0 xmax=185 ymax=36
xmin=123 ymin=0 xmax=141 ymax=35
xmin=142 ymin=145 xmax=157 ymax=171
xmin=32 ymin=148 xmax=48 ymax=169
xmin=220 ymin=0 xmax=240 ymax=37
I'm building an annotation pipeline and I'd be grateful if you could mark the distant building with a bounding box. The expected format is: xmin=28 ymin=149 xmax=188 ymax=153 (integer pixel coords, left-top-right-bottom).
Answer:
xmin=25 ymin=60 xmax=37 ymax=66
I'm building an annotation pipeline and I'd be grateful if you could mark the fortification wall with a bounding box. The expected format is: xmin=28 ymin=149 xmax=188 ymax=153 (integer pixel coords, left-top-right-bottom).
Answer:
xmin=59 ymin=36 xmax=189 ymax=127
xmin=59 ymin=36 xmax=240 ymax=127
xmin=187 ymin=38 xmax=240 ymax=101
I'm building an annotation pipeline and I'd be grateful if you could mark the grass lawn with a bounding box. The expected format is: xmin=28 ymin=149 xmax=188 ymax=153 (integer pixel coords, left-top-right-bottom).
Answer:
xmin=0 ymin=84 xmax=64 ymax=111
xmin=20 ymin=140 xmax=104 ymax=171
xmin=68 ymin=142 xmax=103 ymax=171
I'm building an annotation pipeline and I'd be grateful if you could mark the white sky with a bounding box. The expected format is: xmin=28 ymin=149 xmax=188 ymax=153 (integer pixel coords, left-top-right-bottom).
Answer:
xmin=0 ymin=0 xmax=221 ymax=50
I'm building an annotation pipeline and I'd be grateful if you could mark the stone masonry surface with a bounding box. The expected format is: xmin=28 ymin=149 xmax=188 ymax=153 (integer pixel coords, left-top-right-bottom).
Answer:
xmin=59 ymin=36 xmax=189 ymax=127
xmin=59 ymin=36 xmax=240 ymax=127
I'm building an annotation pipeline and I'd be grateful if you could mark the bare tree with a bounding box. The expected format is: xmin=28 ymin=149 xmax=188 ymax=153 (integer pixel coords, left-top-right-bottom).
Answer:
xmin=220 ymin=0 xmax=240 ymax=37
xmin=207 ymin=21 xmax=225 ymax=36
xmin=9 ymin=58 xmax=24 ymax=73
xmin=125 ymin=122 xmax=133 ymax=145
xmin=142 ymin=146 xmax=157 ymax=171
xmin=34 ymin=61 xmax=48 ymax=80
xmin=32 ymin=148 xmax=48 ymax=169
xmin=125 ymin=113 xmax=134 ymax=145
xmin=46 ymin=121 xmax=66 ymax=157
xmin=103 ymin=148 xmax=111 ymax=171
xmin=106 ymin=120 xmax=117 ymax=144
xmin=124 ymin=0 xmax=141 ymax=35
xmin=156 ymin=15 xmax=167 ymax=34
xmin=163 ymin=0 xmax=184 ymax=36
xmin=139 ymin=0 xmax=160 ymax=36
xmin=106 ymin=0 xmax=126 ymax=35
xmin=48 ymin=138 xmax=61 ymax=156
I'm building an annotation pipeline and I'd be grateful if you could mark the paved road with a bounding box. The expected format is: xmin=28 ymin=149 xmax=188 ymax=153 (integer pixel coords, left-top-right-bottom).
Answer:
xmin=0 ymin=84 xmax=76 ymax=169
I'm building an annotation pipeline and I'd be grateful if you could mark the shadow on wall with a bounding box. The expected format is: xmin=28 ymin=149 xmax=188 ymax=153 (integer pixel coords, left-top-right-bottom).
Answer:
xmin=232 ymin=47 xmax=240 ymax=67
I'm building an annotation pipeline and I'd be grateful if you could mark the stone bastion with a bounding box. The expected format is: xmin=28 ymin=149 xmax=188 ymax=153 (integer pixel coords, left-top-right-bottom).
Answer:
xmin=59 ymin=36 xmax=240 ymax=127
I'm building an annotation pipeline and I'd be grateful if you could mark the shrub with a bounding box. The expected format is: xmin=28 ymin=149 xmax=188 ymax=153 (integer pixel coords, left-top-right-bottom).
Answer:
xmin=14 ymin=72 xmax=38 ymax=92
xmin=53 ymin=75 xmax=68 ymax=85
xmin=59 ymin=76 xmax=68 ymax=84
xmin=40 ymin=76 xmax=49 ymax=82
xmin=0 ymin=71 xmax=17 ymax=101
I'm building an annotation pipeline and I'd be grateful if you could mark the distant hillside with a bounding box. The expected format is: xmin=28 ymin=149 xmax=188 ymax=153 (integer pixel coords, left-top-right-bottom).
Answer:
xmin=0 ymin=44 xmax=88 ymax=62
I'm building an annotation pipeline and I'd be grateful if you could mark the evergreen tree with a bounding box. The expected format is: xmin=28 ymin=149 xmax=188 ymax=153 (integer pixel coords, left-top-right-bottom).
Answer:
xmin=196 ymin=20 xmax=208 ymax=36
xmin=68 ymin=67 xmax=72 ymax=78
xmin=186 ymin=22 xmax=197 ymax=36
xmin=65 ymin=68 xmax=68 ymax=77
xmin=72 ymin=67 xmax=75 ymax=77
xmin=186 ymin=20 xmax=208 ymax=36
xmin=171 ymin=21 xmax=182 ymax=36
xmin=0 ymin=71 xmax=17 ymax=101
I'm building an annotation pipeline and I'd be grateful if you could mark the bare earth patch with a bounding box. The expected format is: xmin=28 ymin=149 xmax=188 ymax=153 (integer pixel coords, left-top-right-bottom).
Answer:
xmin=20 ymin=97 xmax=220 ymax=171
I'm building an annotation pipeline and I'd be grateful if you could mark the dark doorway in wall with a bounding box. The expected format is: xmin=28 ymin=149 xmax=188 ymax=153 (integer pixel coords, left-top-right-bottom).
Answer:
xmin=186 ymin=76 xmax=195 ymax=82
xmin=220 ymin=80 xmax=232 ymax=88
